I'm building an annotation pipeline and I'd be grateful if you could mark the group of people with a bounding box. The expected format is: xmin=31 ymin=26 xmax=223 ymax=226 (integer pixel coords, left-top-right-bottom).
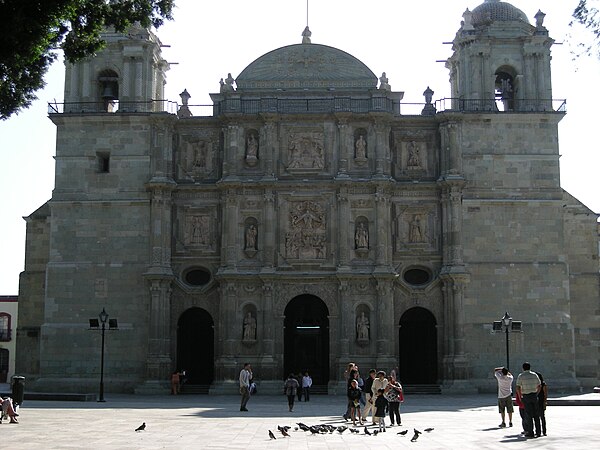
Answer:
xmin=284 ymin=371 xmax=313 ymax=412
xmin=344 ymin=363 xmax=403 ymax=431
xmin=494 ymin=362 xmax=548 ymax=438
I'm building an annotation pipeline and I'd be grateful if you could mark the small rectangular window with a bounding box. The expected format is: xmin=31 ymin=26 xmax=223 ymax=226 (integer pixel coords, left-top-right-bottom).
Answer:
xmin=97 ymin=152 xmax=110 ymax=173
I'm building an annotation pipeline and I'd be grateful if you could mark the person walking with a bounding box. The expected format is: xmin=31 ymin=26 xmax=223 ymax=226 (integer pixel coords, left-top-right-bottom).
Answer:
xmin=494 ymin=366 xmax=514 ymax=427
xmin=384 ymin=375 xmax=403 ymax=426
xmin=284 ymin=373 xmax=300 ymax=412
xmin=301 ymin=371 xmax=312 ymax=401
xmin=516 ymin=362 xmax=541 ymax=438
xmin=536 ymin=372 xmax=548 ymax=436
xmin=239 ymin=362 xmax=252 ymax=412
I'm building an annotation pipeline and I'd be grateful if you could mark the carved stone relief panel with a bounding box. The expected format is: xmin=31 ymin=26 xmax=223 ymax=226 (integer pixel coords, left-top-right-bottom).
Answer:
xmin=178 ymin=131 xmax=219 ymax=181
xmin=178 ymin=206 xmax=218 ymax=253
xmin=284 ymin=129 xmax=325 ymax=172
xmin=284 ymin=200 xmax=327 ymax=260
xmin=393 ymin=205 xmax=439 ymax=253
xmin=390 ymin=129 xmax=437 ymax=179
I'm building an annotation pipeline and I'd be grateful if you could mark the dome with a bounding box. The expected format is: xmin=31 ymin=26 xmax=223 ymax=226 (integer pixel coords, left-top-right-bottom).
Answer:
xmin=471 ymin=0 xmax=530 ymax=27
xmin=236 ymin=43 xmax=377 ymax=92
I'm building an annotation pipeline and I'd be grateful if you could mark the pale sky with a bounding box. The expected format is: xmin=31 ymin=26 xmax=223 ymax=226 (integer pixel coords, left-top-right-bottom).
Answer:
xmin=0 ymin=0 xmax=598 ymax=294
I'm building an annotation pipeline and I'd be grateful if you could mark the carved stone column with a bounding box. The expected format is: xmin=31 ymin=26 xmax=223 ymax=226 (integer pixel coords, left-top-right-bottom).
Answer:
xmin=336 ymin=118 xmax=350 ymax=178
xmin=375 ymin=279 xmax=396 ymax=370
xmin=337 ymin=187 xmax=350 ymax=269
xmin=138 ymin=180 xmax=175 ymax=393
xmin=374 ymin=123 xmax=390 ymax=177
xmin=262 ymin=191 xmax=275 ymax=269
xmin=374 ymin=186 xmax=392 ymax=271
xmin=222 ymin=189 xmax=239 ymax=270
xmin=440 ymin=274 xmax=470 ymax=386
xmin=262 ymin=118 xmax=277 ymax=179
xmin=212 ymin=281 xmax=239 ymax=393
xmin=336 ymin=280 xmax=351 ymax=393
xmin=259 ymin=282 xmax=278 ymax=387
xmin=223 ymin=124 xmax=239 ymax=178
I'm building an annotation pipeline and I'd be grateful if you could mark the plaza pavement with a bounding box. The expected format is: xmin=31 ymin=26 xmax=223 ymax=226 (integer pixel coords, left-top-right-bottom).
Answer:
xmin=0 ymin=391 xmax=599 ymax=449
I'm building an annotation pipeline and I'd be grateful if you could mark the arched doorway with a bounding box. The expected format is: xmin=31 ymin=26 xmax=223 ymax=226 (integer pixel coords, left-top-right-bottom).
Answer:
xmin=177 ymin=307 xmax=214 ymax=385
xmin=284 ymin=295 xmax=329 ymax=386
xmin=398 ymin=307 xmax=437 ymax=384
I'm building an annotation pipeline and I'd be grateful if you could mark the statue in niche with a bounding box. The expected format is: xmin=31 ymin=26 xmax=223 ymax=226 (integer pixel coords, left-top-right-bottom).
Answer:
xmin=356 ymin=312 xmax=370 ymax=341
xmin=287 ymin=134 xmax=325 ymax=170
xmin=408 ymin=214 xmax=425 ymax=243
xmin=243 ymin=312 xmax=257 ymax=341
xmin=355 ymin=135 xmax=367 ymax=160
xmin=245 ymin=224 xmax=257 ymax=250
xmin=355 ymin=222 xmax=369 ymax=249
xmin=407 ymin=141 xmax=422 ymax=168
xmin=246 ymin=134 xmax=258 ymax=158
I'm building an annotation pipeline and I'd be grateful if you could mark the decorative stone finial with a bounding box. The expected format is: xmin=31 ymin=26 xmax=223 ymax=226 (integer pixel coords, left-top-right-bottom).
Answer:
xmin=535 ymin=10 xmax=546 ymax=29
xmin=177 ymin=89 xmax=192 ymax=118
xmin=302 ymin=26 xmax=312 ymax=44
xmin=421 ymin=86 xmax=436 ymax=116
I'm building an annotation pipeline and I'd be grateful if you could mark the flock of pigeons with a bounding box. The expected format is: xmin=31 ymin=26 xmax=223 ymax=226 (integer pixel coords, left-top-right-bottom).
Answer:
xmin=268 ymin=423 xmax=435 ymax=442
xmin=134 ymin=420 xmax=435 ymax=442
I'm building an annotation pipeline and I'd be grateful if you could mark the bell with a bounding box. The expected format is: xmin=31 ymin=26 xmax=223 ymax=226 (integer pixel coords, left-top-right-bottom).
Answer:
xmin=101 ymin=84 xmax=117 ymax=100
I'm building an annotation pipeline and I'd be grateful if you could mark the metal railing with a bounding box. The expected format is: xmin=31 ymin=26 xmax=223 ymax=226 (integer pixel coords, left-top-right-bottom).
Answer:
xmin=48 ymin=97 xmax=567 ymax=117
xmin=48 ymin=99 xmax=179 ymax=115
xmin=435 ymin=98 xmax=566 ymax=113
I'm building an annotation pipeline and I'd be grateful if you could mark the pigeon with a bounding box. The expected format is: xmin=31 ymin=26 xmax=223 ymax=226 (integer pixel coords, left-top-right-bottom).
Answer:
xmin=337 ymin=425 xmax=348 ymax=434
xmin=280 ymin=429 xmax=290 ymax=437
xmin=424 ymin=427 xmax=434 ymax=432
xmin=398 ymin=429 xmax=409 ymax=435
xmin=294 ymin=427 xmax=298 ymax=431
xmin=350 ymin=428 xmax=360 ymax=433
xmin=373 ymin=429 xmax=379 ymax=436
xmin=309 ymin=426 xmax=320 ymax=434
xmin=364 ymin=426 xmax=372 ymax=435
xmin=135 ymin=422 xmax=146 ymax=432
xmin=268 ymin=430 xmax=277 ymax=440
xmin=297 ymin=422 xmax=310 ymax=432
xmin=411 ymin=429 xmax=422 ymax=442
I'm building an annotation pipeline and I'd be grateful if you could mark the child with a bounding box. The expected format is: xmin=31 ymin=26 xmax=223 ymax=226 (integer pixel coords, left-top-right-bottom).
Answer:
xmin=374 ymin=388 xmax=388 ymax=432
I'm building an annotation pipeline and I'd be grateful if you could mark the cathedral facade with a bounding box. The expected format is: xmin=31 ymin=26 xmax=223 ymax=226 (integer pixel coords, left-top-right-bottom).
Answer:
xmin=17 ymin=0 xmax=600 ymax=394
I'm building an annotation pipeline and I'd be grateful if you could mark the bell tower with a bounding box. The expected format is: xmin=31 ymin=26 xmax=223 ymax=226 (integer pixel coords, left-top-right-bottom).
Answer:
xmin=64 ymin=25 xmax=169 ymax=111
xmin=446 ymin=0 xmax=553 ymax=111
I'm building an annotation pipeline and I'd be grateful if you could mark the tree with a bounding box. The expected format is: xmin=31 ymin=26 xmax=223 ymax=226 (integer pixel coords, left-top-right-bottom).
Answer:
xmin=571 ymin=0 xmax=600 ymax=58
xmin=0 ymin=0 xmax=174 ymax=120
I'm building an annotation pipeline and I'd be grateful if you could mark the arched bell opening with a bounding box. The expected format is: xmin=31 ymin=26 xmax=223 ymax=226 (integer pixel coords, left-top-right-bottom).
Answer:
xmin=494 ymin=67 xmax=517 ymax=112
xmin=98 ymin=69 xmax=119 ymax=112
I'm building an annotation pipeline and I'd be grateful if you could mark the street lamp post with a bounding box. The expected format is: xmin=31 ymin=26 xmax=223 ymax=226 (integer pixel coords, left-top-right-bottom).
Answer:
xmin=501 ymin=312 xmax=512 ymax=370
xmin=98 ymin=308 xmax=108 ymax=402
xmin=89 ymin=308 xmax=118 ymax=402
xmin=492 ymin=312 xmax=521 ymax=371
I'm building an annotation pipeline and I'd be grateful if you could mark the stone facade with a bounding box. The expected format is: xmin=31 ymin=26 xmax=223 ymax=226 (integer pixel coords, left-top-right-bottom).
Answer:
xmin=17 ymin=2 xmax=600 ymax=394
